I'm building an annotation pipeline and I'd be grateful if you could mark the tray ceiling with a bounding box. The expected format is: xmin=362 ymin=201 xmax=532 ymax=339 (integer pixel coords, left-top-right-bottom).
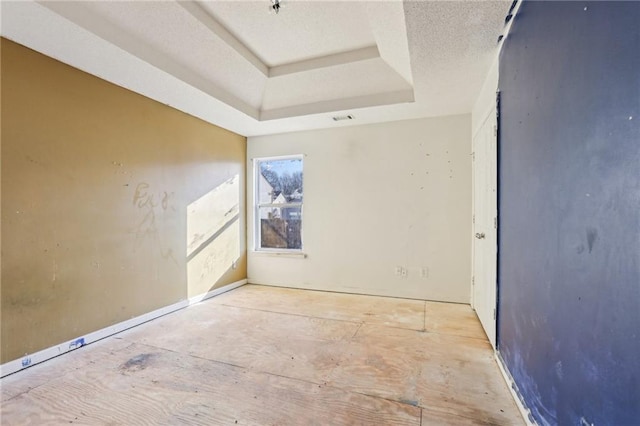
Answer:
xmin=199 ymin=1 xmax=376 ymax=67
xmin=1 ymin=0 xmax=511 ymax=136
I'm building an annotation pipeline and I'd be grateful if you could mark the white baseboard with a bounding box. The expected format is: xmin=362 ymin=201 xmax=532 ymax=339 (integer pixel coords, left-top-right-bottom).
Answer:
xmin=0 ymin=279 xmax=247 ymax=378
xmin=188 ymin=279 xmax=247 ymax=305
xmin=495 ymin=351 xmax=537 ymax=426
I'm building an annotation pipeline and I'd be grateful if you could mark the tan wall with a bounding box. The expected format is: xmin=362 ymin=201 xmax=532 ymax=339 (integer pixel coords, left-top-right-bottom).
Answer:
xmin=1 ymin=39 xmax=247 ymax=363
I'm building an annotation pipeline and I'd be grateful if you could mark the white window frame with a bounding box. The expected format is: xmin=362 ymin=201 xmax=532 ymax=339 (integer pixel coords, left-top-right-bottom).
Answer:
xmin=254 ymin=155 xmax=304 ymax=253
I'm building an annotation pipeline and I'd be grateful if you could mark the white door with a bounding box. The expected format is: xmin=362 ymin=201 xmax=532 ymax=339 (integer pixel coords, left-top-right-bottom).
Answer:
xmin=472 ymin=108 xmax=498 ymax=348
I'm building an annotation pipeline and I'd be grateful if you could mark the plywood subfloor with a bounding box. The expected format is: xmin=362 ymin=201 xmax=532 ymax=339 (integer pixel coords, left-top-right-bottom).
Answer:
xmin=1 ymin=284 xmax=523 ymax=425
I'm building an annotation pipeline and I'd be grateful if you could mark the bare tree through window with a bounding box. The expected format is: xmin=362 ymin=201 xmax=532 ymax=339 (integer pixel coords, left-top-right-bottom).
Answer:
xmin=255 ymin=156 xmax=303 ymax=250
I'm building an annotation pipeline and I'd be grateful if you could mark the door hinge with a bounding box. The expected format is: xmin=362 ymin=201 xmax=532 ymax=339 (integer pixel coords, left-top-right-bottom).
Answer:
xmin=472 ymin=276 xmax=475 ymax=286
xmin=494 ymin=217 xmax=497 ymax=229
xmin=472 ymin=152 xmax=475 ymax=161
xmin=493 ymin=309 xmax=496 ymax=320
xmin=493 ymin=125 xmax=497 ymax=137
xmin=473 ymin=214 xmax=475 ymax=224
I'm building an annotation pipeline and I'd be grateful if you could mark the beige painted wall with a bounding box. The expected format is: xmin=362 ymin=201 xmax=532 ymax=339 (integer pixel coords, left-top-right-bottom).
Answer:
xmin=1 ymin=39 xmax=247 ymax=363
xmin=247 ymin=115 xmax=472 ymax=302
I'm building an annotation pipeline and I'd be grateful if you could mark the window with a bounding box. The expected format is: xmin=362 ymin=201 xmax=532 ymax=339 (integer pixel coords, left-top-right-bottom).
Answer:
xmin=255 ymin=156 xmax=303 ymax=251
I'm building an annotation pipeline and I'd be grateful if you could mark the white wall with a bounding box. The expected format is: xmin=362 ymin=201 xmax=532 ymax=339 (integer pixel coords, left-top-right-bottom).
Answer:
xmin=247 ymin=115 xmax=472 ymax=303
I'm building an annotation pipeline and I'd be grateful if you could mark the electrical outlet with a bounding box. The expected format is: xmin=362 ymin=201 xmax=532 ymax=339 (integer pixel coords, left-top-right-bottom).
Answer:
xmin=420 ymin=267 xmax=429 ymax=279
xmin=400 ymin=267 xmax=408 ymax=278
xmin=394 ymin=266 xmax=403 ymax=276
xmin=232 ymin=260 xmax=238 ymax=270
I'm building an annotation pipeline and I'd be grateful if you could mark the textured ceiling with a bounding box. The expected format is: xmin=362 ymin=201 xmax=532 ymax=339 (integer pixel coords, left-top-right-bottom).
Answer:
xmin=1 ymin=0 xmax=512 ymax=136
xmin=200 ymin=1 xmax=376 ymax=67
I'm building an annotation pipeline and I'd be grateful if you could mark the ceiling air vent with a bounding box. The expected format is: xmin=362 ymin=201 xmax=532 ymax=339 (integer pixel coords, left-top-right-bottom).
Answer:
xmin=332 ymin=114 xmax=355 ymax=122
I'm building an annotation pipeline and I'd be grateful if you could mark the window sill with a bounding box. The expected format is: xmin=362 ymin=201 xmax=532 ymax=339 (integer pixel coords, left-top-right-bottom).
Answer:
xmin=252 ymin=251 xmax=307 ymax=259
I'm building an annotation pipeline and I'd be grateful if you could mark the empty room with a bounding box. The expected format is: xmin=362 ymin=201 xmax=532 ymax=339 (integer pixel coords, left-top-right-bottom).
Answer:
xmin=1 ymin=1 xmax=638 ymax=425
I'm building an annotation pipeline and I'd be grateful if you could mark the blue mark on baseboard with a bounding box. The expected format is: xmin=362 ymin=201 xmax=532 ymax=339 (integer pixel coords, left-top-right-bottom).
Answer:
xmin=21 ymin=357 xmax=32 ymax=367
xmin=69 ymin=338 xmax=85 ymax=350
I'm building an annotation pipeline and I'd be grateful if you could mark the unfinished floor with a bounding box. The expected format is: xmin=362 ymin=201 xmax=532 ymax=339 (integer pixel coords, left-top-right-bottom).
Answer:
xmin=1 ymin=285 xmax=522 ymax=425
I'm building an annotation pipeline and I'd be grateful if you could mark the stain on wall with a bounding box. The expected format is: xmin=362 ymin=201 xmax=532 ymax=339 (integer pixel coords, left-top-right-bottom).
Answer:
xmin=498 ymin=2 xmax=640 ymax=425
xmin=1 ymin=38 xmax=247 ymax=363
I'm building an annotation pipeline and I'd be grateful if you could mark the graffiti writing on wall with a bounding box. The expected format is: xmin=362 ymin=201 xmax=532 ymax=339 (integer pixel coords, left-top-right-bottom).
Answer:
xmin=131 ymin=182 xmax=178 ymax=265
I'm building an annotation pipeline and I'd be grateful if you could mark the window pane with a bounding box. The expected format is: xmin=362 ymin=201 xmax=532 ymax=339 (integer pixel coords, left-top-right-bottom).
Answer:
xmin=258 ymin=158 xmax=303 ymax=203
xmin=259 ymin=207 xmax=302 ymax=250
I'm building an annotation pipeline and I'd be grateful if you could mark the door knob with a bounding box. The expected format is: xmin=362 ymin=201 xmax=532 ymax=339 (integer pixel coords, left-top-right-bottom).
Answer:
xmin=475 ymin=232 xmax=486 ymax=239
